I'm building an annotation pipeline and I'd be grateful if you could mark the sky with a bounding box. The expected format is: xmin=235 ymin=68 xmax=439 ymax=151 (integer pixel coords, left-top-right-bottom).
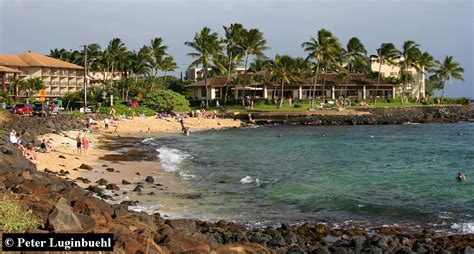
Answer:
xmin=1 ymin=0 xmax=472 ymax=98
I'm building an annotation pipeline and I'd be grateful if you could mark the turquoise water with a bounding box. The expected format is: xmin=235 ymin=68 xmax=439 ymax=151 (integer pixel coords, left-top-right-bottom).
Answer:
xmin=149 ymin=123 xmax=474 ymax=233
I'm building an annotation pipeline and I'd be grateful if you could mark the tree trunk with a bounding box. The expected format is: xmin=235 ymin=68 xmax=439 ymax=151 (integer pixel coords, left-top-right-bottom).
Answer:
xmin=322 ymin=65 xmax=327 ymax=103
xmin=279 ymin=80 xmax=284 ymax=108
xmin=203 ymin=62 xmax=209 ymax=108
xmin=224 ymin=51 xmax=233 ymax=105
xmin=164 ymin=71 xmax=167 ymax=86
xmin=244 ymin=53 xmax=249 ymax=71
xmin=375 ymin=61 xmax=382 ymax=106
xmin=440 ymin=77 xmax=447 ymax=104
xmin=311 ymin=62 xmax=320 ymax=109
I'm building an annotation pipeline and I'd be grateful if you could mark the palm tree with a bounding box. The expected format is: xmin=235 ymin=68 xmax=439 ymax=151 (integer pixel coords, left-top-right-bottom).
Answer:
xmin=374 ymin=43 xmax=398 ymax=104
xmin=270 ymin=55 xmax=298 ymax=108
xmin=20 ymin=77 xmax=45 ymax=98
xmin=343 ymin=37 xmax=367 ymax=96
xmin=149 ymin=37 xmax=169 ymax=76
xmin=302 ymin=28 xmax=341 ymax=108
xmin=49 ymin=48 xmax=69 ymax=61
xmin=106 ymin=38 xmax=127 ymax=78
xmin=414 ymin=51 xmax=435 ymax=102
xmin=398 ymin=40 xmax=421 ymax=102
xmin=161 ymin=56 xmax=178 ymax=85
xmin=223 ymin=23 xmax=245 ymax=104
xmin=239 ymin=28 xmax=269 ymax=71
xmin=430 ymin=56 xmax=464 ymax=103
xmin=185 ymin=27 xmax=222 ymax=107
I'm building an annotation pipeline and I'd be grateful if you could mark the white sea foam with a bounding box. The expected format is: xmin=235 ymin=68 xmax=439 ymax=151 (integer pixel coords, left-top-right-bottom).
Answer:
xmin=157 ymin=146 xmax=190 ymax=172
xmin=451 ymin=222 xmax=474 ymax=234
xmin=128 ymin=204 xmax=162 ymax=215
xmin=141 ymin=137 xmax=155 ymax=144
xmin=240 ymin=176 xmax=254 ymax=184
xmin=179 ymin=171 xmax=196 ymax=180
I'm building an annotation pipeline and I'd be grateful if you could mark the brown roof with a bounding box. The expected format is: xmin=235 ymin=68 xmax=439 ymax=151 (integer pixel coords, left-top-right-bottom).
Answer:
xmin=0 ymin=51 xmax=83 ymax=69
xmin=189 ymin=71 xmax=391 ymax=88
xmin=0 ymin=65 xmax=22 ymax=73
xmin=0 ymin=54 xmax=29 ymax=67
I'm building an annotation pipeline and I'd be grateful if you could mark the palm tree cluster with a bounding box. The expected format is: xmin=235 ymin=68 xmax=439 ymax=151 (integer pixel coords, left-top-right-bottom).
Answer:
xmin=49 ymin=37 xmax=178 ymax=83
xmin=185 ymin=25 xmax=463 ymax=107
xmin=185 ymin=24 xmax=269 ymax=107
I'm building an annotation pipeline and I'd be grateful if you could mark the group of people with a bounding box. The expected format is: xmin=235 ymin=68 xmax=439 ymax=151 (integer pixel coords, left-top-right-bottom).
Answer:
xmin=75 ymin=132 xmax=90 ymax=155
xmin=8 ymin=129 xmax=53 ymax=164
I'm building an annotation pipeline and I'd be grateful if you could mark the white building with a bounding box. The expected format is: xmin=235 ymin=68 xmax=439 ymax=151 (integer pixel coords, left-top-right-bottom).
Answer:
xmin=369 ymin=56 xmax=425 ymax=99
xmin=185 ymin=67 xmax=247 ymax=81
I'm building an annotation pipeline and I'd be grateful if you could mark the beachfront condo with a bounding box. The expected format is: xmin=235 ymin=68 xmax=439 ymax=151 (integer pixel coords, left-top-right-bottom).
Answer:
xmin=188 ymin=71 xmax=395 ymax=102
xmin=369 ymin=56 xmax=425 ymax=99
xmin=0 ymin=51 xmax=85 ymax=98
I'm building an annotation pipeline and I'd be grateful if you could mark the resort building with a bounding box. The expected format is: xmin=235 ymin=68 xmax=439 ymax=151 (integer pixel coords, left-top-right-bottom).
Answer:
xmin=188 ymin=71 xmax=394 ymax=101
xmin=88 ymin=71 xmax=122 ymax=84
xmin=185 ymin=67 xmax=247 ymax=81
xmin=369 ymin=56 xmax=425 ymax=99
xmin=0 ymin=51 xmax=84 ymax=98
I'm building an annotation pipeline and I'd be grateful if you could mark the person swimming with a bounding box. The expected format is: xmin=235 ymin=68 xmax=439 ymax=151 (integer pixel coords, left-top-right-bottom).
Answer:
xmin=457 ymin=172 xmax=467 ymax=181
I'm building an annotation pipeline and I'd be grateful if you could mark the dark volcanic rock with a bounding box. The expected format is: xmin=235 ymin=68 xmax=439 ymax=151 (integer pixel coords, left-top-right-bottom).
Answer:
xmin=133 ymin=185 xmax=142 ymax=192
xmin=122 ymin=180 xmax=131 ymax=185
xmin=78 ymin=164 xmax=93 ymax=170
xmin=105 ymin=183 xmax=120 ymax=191
xmin=47 ymin=197 xmax=83 ymax=232
xmin=96 ymin=178 xmax=108 ymax=186
xmin=145 ymin=176 xmax=154 ymax=183
xmin=58 ymin=155 xmax=66 ymax=159
xmin=106 ymin=168 xmax=114 ymax=172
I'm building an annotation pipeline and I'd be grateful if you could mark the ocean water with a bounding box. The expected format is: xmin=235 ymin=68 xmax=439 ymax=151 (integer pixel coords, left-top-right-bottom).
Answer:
xmin=144 ymin=123 xmax=474 ymax=233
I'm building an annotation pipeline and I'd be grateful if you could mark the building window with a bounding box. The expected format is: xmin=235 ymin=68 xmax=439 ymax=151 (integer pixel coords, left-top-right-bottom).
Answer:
xmin=201 ymin=88 xmax=207 ymax=97
xmin=215 ymin=88 xmax=221 ymax=98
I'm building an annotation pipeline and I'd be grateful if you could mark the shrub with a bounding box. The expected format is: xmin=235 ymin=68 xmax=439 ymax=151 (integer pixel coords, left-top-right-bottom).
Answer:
xmin=99 ymin=103 xmax=155 ymax=117
xmin=0 ymin=194 xmax=41 ymax=232
xmin=144 ymin=90 xmax=190 ymax=112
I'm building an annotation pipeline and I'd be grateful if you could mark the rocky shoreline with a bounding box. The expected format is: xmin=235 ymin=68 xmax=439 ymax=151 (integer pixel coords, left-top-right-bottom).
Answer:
xmin=1 ymin=113 xmax=474 ymax=253
xmin=237 ymin=106 xmax=474 ymax=126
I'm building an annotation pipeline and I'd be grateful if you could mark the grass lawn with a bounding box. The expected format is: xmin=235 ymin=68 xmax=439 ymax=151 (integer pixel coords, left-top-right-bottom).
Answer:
xmin=197 ymin=101 xmax=446 ymax=113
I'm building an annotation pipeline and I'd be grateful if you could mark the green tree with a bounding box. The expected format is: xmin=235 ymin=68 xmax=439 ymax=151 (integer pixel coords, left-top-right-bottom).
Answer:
xmin=302 ymin=28 xmax=341 ymax=107
xmin=430 ymin=55 xmax=464 ymax=103
xmin=239 ymin=28 xmax=269 ymax=71
xmin=398 ymin=40 xmax=421 ymax=102
xmin=414 ymin=51 xmax=435 ymax=102
xmin=149 ymin=37 xmax=169 ymax=76
xmin=270 ymin=55 xmax=299 ymax=108
xmin=185 ymin=27 xmax=222 ymax=107
xmin=106 ymin=38 xmax=127 ymax=77
xmin=161 ymin=56 xmax=178 ymax=85
xmin=374 ymin=43 xmax=398 ymax=104
xmin=144 ymin=89 xmax=191 ymax=112
xmin=223 ymin=23 xmax=245 ymax=104
xmin=20 ymin=77 xmax=45 ymax=98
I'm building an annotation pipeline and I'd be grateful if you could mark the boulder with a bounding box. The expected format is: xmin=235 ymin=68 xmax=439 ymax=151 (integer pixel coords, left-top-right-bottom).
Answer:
xmin=96 ymin=178 xmax=108 ymax=186
xmin=79 ymin=164 xmax=93 ymax=170
xmin=47 ymin=197 xmax=83 ymax=232
xmin=145 ymin=176 xmax=154 ymax=184
xmin=106 ymin=168 xmax=114 ymax=172
xmin=122 ymin=180 xmax=131 ymax=185
xmin=106 ymin=183 xmax=120 ymax=191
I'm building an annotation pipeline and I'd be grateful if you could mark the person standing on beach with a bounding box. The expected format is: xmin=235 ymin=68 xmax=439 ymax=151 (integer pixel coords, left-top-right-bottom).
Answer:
xmin=82 ymin=135 xmax=90 ymax=155
xmin=104 ymin=118 xmax=110 ymax=130
xmin=76 ymin=132 xmax=82 ymax=155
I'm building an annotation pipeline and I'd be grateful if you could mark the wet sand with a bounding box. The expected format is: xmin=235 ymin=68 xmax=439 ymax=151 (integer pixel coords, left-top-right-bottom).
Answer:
xmin=35 ymin=116 xmax=242 ymax=215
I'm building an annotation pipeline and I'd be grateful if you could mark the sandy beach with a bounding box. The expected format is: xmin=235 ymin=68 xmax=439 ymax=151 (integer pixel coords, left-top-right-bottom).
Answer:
xmin=35 ymin=116 xmax=242 ymax=215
